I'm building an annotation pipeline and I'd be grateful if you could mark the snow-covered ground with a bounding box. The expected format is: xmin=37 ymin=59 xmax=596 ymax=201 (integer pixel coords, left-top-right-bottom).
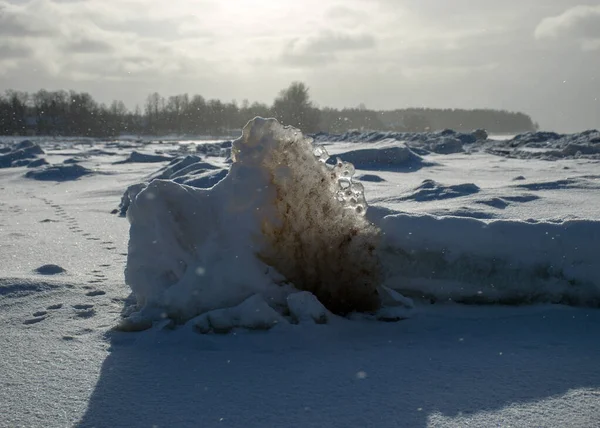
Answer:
xmin=1 ymin=125 xmax=599 ymax=427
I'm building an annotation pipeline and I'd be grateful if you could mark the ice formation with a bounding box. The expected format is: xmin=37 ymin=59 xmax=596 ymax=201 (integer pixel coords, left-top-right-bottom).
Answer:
xmin=122 ymin=118 xmax=384 ymax=330
xmin=0 ymin=140 xmax=45 ymax=168
xmin=241 ymin=120 xmax=382 ymax=314
xmin=312 ymin=128 xmax=600 ymax=160
xmin=330 ymin=140 xmax=430 ymax=170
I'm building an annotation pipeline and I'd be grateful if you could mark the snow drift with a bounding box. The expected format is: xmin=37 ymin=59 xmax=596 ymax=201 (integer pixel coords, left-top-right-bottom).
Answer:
xmin=313 ymin=128 xmax=600 ymax=160
xmin=113 ymin=151 xmax=174 ymax=164
xmin=330 ymin=140 xmax=431 ymax=171
xmin=25 ymin=164 xmax=94 ymax=181
xmin=379 ymin=213 xmax=600 ymax=306
xmin=312 ymin=129 xmax=480 ymax=146
xmin=117 ymin=155 xmax=227 ymax=216
xmin=122 ymin=118 xmax=395 ymax=330
xmin=489 ymin=129 xmax=600 ymax=160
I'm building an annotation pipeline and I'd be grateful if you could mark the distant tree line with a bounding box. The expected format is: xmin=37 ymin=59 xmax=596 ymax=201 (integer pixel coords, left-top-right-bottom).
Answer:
xmin=0 ymin=82 xmax=537 ymax=137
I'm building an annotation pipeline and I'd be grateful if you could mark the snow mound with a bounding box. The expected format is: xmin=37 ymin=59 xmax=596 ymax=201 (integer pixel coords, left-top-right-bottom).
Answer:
xmin=514 ymin=177 xmax=600 ymax=191
xmin=63 ymin=157 xmax=82 ymax=164
xmin=191 ymin=294 xmax=288 ymax=334
xmin=81 ymin=148 xmax=119 ymax=157
xmin=123 ymin=118 xmax=385 ymax=329
xmin=491 ymin=129 xmax=600 ymax=159
xmin=398 ymin=180 xmax=480 ymax=202
xmin=195 ymin=140 xmax=232 ymax=157
xmin=117 ymin=157 xmax=221 ymax=211
xmin=10 ymin=159 xmax=33 ymax=167
xmin=34 ymin=264 xmax=66 ymax=275
xmin=25 ymin=164 xmax=94 ymax=181
xmin=27 ymin=158 xmax=49 ymax=168
xmin=168 ymin=161 xmax=220 ymax=180
xmin=331 ymin=139 xmax=431 ymax=171
xmin=357 ymin=174 xmax=386 ymax=182
xmin=312 ymin=129 xmax=480 ymax=146
xmin=0 ymin=140 xmax=45 ymax=168
xmin=114 ymin=151 xmax=174 ymax=164
xmin=423 ymin=136 xmax=464 ymax=154
xmin=379 ymin=213 xmax=600 ymax=306
xmin=116 ymin=155 xmax=227 ymax=216
xmin=118 ymin=183 xmax=148 ymax=216
xmin=179 ymin=169 xmax=228 ymax=188
xmin=152 ymin=155 xmax=209 ymax=179
xmin=475 ymin=197 xmax=510 ymax=209
xmin=287 ymin=291 xmax=330 ymax=324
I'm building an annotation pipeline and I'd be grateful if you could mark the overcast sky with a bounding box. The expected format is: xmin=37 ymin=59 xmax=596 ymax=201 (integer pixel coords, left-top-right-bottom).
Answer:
xmin=1 ymin=0 xmax=599 ymax=132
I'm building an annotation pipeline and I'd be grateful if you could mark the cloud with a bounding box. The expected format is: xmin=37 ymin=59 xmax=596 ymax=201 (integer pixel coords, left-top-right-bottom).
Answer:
xmin=0 ymin=1 xmax=58 ymax=37
xmin=324 ymin=5 xmax=367 ymax=25
xmin=535 ymin=5 xmax=600 ymax=50
xmin=0 ymin=0 xmax=220 ymax=82
xmin=64 ymin=38 xmax=114 ymax=54
xmin=0 ymin=40 xmax=34 ymax=59
xmin=0 ymin=0 xmax=597 ymax=132
xmin=281 ymin=31 xmax=376 ymax=67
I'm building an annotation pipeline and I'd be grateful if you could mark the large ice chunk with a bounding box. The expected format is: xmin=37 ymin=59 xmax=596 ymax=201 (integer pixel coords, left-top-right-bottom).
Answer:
xmin=123 ymin=118 xmax=383 ymax=328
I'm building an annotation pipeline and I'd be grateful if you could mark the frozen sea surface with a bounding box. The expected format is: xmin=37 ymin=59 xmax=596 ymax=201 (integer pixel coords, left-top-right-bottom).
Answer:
xmin=0 ymin=129 xmax=599 ymax=427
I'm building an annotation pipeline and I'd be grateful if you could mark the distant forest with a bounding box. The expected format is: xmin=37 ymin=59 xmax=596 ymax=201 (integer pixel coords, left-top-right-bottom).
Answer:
xmin=0 ymin=82 xmax=538 ymax=137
